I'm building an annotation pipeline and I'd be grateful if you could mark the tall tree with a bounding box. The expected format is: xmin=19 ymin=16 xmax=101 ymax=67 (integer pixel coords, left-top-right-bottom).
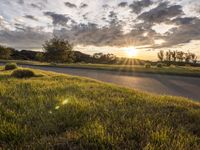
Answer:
xmin=165 ymin=50 xmax=172 ymax=62
xmin=157 ymin=50 xmax=164 ymax=62
xmin=171 ymin=51 xmax=177 ymax=62
xmin=191 ymin=53 xmax=198 ymax=64
xmin=176 ymin=51 xmax=184 ymax=62
xmin=185 ymin=52 xmax=191 ymax=63
xmin=0 ymin=45 xmax=11 ymax=59
xmin=43 ymin=37 xmax=74 ymax=63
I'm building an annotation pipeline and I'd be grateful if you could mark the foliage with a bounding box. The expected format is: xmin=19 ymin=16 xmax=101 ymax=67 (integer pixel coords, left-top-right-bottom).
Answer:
xmin=4 ymin=63 xmax=17 ymax=70
xmin=157 ymin=50 xmax=164 ymax=62
xmin=0 ymin=45 xmax=11 ymax=59
xmin=0 ymin=67 xmax=199 ymax=149
xmin=35 ymin=53 xmax=44 ymax=61
xmin=157 ymin=63 xmax=163 ymax=68
xmin=145 ymin=63 xmax=151 ymax=68
xmin=157 ymin=50 xmax=198 ymax=64
xmin=43 ymin=37 xmax=74 ymax=63
xmin=11 ymin=69 xmax=35 ymax=78
xmin=93 ymin=53 xmax=117 ymax=64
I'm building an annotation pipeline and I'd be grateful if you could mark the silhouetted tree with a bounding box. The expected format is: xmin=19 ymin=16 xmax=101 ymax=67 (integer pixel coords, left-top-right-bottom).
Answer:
xmin=0 ymin=45 xmax=11 ymax=59
xmin=43 ymin=37 xmax=74 ymax=63
xmin=191 ymin=53 xmax=198 ymax=64
xmin=157 ymin=50 xmax=164 ymax=62
xmin=171 ymin=51 xmax=177 ymax=62
xmin=185 ymin=52 xmax=191 ymax=63
xmin=165 ymin=50 xmax=172 ymax=61
xmin=106 ymin=53 xmax=117 ymax=63
xmin=35 ymin=53 xmax=44 ymax=61
xmin=184 ymin=52 xmax=198 ymax=64
xmin=93 ymin=53 xmax=117 ymax=64
xmin=176 ymin=51 xmax=184 ymax=62
xmin=93 ymin=53 xmax=104 ymax=59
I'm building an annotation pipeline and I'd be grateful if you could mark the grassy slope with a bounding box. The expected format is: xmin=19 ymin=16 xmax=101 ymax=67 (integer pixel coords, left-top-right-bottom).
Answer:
xmin=0 ymin=67 xmax=200 ymax=149
xmin=1 ymin=59 xmax=200 ymax=77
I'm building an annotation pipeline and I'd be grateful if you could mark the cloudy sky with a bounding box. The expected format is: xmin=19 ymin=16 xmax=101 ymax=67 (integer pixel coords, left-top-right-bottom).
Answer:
xmin=0 ymin=0 xmax=200 ymax=60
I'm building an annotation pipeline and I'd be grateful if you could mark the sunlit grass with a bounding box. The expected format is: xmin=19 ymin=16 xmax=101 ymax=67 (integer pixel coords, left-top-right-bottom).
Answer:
xmin=0 ymin=66 xmax=200 ymax=149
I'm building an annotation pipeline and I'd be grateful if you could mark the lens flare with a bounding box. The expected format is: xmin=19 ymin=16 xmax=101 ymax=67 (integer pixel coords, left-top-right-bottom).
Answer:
xmin=62 ymin=99 xmax=69 ymax=105
xmin=124 ymin=47 xmax=138 ymax=57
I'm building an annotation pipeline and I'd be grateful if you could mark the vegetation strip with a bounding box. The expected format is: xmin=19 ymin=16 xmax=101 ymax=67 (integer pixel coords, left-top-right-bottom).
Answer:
xmin=1 ymin=60 xmax=200 ymax=77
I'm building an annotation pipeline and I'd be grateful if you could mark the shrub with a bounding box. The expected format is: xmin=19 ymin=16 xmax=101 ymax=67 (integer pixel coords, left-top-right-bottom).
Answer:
xmin=4 ymin=63 xmax=17 ymax=70
xmin=11 ymin=69 xmax=35 ymax=78
xmin=145 ymin=63 xmax=151 ymax=68
xmin=157 ymin=63 xmax=163 ymax=68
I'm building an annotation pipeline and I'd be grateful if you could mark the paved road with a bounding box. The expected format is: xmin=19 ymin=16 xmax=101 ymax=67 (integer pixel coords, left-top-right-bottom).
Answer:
xmin=13 ymin=64 xmax=200 ymax=101
xmin=1 ymin=63 xmax=200 ymax=100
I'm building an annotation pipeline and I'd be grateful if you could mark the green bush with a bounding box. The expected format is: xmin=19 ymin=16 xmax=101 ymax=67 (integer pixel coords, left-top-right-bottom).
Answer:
xmin=157 ymin=63 xmax=163 ymax=68
xmin=4 ymin=63 xmax=17 ymax=70
xmin=11 ymin=69 xmax=35 ymax=78
xmin=145 ymin=63 xmax=151 ymax=68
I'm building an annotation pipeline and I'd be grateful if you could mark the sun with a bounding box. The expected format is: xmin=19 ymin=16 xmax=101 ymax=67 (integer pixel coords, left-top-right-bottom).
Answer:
xmin=124 ymin=47 xmax=138 ymax=57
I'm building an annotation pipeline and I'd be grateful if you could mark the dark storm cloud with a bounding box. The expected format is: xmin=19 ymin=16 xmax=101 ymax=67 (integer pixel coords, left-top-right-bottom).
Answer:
xmin=171 ymin=17 xmax=197 ymax=25
xmin=108 ymin=11 xmax=117 ymax=18
xmin=44 ymin=11 xmax=74 ymax=26
xmin=118 ymin=2 xmax=128 ymax=7
xmin=138 ymin=2 xmax=183 ymax=23
xmin=158 ymin=17 xmax=200 ymax=48
xmin=102 ymin=4 xmax=110 ymax=9
xmin=18 ymin=0 xmax=24 ymax=5
xmin=14 ymin=23 xmax=27 ymax=31
xmin=24 ymin=15 xmax=38 ymax=21
xmin=54 ymin=23 xmax=122 ymax=46
xmin=64 ymin=2 xmax=77 ymax=8
xmin=135 ymin=2 xmax=200 ymax=48
xmin=129 ymin=0 xmax=153 ymax=14
xmin=108 ymin=11 xmax=121 ymax=25
xmin=53 ymin=21 xmax=155 ymax=47
xmin=0 ymin=26 xmax=51 ymax=49
xmin=80 ymin=3 xmax=88 ymax=8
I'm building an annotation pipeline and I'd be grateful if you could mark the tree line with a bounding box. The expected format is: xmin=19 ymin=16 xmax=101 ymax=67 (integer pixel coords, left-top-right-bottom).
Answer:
xmin=0 ymin=37 xmax=145 ymax=65
xmin=157 ymin=50 xmax=198 ymax=64
xmin=1 ymin=37 xmax=198 ymax=65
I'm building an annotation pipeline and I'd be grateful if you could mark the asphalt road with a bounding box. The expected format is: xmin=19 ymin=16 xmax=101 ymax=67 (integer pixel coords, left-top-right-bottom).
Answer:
xmin=12 ymin=64 xmax=200 ymax=101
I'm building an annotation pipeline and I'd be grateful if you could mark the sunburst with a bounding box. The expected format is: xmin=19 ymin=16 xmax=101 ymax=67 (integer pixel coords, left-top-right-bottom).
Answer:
xmin=124 ymin=47 xmax=138 ymax=58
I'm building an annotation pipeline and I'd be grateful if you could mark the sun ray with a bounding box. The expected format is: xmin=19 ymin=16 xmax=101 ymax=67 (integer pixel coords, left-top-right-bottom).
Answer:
xmin=124 ymin=47 xmax=138 ymax=58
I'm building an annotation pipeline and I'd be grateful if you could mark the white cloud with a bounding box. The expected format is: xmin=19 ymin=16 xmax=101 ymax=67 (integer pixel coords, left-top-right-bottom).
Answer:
xmin=152 ymin=23 xmax=177 ymax=34
xmin=0 ymin=0 xmax=199 ymax=55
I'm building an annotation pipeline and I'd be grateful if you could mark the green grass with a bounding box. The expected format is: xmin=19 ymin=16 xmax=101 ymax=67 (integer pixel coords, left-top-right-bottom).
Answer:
xmin=1 ymin=59 xmax=200 ymax=77
xmin=0 ymin=66 xmax=200 ymax=149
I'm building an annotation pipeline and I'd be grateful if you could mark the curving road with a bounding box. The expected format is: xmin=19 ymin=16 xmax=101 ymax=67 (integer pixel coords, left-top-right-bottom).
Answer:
xmin=15 ymin=64 xmax=200 ymax=101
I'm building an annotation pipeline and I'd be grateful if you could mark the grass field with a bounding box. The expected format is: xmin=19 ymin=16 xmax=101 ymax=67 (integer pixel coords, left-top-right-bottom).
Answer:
xmin=1 ymin=59 xmax=200 ymax=77
xmin=0 ymin=66 xmax=200 ymax=149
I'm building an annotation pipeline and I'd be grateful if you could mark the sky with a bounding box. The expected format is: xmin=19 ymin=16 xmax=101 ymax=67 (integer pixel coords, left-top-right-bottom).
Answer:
xmin=0 ymin=0 xmax=200 ymax=60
